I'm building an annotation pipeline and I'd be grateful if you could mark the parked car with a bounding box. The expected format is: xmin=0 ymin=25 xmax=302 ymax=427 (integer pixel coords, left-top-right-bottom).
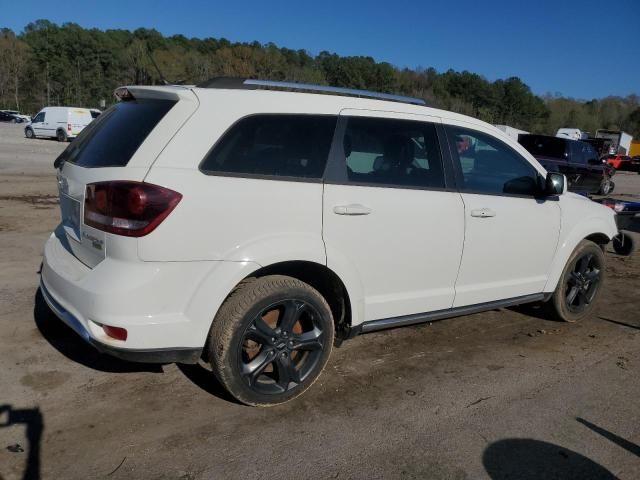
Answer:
xmin=518 ymin=134 xmax=614 ymax=195
xmin=0 ymin=110 xmax=30 ymax=123
xmin=40 ymin=79 xmax=619 ymax=406
xmin=25 ymin=106 xmax=93 ymax=142
xmin=605 ymin=154 xmax=640 ymax=173
xmin=595 ymin=198 xmax=639 ymax=256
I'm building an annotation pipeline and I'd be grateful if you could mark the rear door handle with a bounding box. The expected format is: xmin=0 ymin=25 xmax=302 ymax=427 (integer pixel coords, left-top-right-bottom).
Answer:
xmin=470 ymin=208 xmax=496 ymax=218
xmin=333 ymin=204 xmax=372 ymax=216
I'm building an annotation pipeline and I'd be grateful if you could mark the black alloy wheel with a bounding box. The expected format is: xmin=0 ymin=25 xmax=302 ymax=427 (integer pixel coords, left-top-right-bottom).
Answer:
xmin=548 ymin=240 xmax=606 ymax=322
xmin=209 ymin=275 xmax=334 ymax=406
xmin=238 ymin=299 xmax=326 ymax=395
xmin=564 ymin=252 xmax=602 ymax=314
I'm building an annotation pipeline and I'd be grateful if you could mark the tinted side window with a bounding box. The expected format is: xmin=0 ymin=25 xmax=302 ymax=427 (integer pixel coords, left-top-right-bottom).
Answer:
xmin=33 ymin=112 xmax=45 ymax=123
xmin=447 ymin=126 xmax=539 ymax=196
xmin=582 ymin=143 xmax=598 ymax=164
xmin=342 ymin=116 xmax=445 ymax=188
xmin=201 ymin=115 xmax=337 ymax=179
xmin=570 ymin=141 xmax=586 ymax=164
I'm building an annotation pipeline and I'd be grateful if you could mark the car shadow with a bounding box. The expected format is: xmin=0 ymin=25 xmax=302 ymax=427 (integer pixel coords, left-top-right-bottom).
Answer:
xmin=176 ymin=364 xmax=241 ymax=405
xmin=34 ymin=287 xmax=241 ymax=403
xmin=0 ymin=404 xmax=44 ymax=480
xmin=33 ymin=288 xmax=163 ymax=374
xmin=483 ymin=438 xmax=617 ymax=479
xmin=508 ymin=302 xmax=563 ymax=322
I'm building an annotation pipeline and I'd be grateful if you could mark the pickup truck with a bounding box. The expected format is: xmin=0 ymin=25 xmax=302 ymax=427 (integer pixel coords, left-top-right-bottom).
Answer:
xmin=519 ymin=134 xmax=613 ymax=195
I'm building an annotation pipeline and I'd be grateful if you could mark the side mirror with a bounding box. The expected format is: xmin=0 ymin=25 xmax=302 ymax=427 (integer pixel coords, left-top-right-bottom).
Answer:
xmin=544 ymin=172 xmax=565 ymax=196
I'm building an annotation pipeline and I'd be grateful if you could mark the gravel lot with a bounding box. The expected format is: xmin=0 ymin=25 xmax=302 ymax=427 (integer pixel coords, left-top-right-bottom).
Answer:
xmin=0 ymin=122 xmax=639 ymax=479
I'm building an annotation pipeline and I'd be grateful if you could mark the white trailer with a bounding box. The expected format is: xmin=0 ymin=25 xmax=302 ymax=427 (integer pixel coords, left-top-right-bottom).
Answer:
xmin=596 ymin=130 xmax=633 ymax=155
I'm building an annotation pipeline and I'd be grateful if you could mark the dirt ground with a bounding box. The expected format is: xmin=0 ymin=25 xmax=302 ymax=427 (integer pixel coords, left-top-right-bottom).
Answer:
xmin=0 ymin=122 xmax=639 ymax=479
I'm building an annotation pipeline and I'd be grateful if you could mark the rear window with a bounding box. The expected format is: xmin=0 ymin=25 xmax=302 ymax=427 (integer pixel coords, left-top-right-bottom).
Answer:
xmin=200 ymin=114 xmax=337 ymax=179
xmin=518 ymin=135 xmax=567 ymax=159
xmin=56 ymin=99 xmax=176 ymax=168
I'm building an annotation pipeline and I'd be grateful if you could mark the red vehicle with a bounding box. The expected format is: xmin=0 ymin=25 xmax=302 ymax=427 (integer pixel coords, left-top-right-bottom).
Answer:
xmin=605 ymin=154 xmax=640 ymax=173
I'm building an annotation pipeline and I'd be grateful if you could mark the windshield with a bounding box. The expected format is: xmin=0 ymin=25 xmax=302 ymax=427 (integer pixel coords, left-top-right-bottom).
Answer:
xmin=56 ymin=98 xmax=176 ymax=168
xmin=518 ymin=135 xmax=567 ymax=159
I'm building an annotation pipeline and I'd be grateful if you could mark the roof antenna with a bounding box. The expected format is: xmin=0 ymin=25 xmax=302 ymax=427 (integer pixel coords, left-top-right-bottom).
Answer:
xmin=146 ymin=44 xmax=169 ymax=85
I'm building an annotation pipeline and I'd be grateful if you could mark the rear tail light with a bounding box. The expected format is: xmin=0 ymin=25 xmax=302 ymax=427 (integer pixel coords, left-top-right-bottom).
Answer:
xmin=84 ymin=181 xmax=182 ymax=237
xmin=67 ymin=123 xmax=71 ymax=132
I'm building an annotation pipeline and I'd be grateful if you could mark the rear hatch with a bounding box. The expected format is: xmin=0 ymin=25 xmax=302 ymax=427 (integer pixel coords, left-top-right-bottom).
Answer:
xmin=55 ymin=86 xmax=198 ymax=268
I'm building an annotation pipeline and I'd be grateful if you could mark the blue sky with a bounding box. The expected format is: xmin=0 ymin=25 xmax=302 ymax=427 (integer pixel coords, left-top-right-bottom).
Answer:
xmin=2 ymin=0 xmax=638 ymax=99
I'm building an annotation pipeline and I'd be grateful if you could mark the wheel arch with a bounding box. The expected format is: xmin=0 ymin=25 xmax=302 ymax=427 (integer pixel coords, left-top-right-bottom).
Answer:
xmin=544 ymin=219 xmax=616 ymax=293
xmin=240 ymin=260 xmax=354 ymax=338
xmin=190 ymin=259 xmax=359 ymax=363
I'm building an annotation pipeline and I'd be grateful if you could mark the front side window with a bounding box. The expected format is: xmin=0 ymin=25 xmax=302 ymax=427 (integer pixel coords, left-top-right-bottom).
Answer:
xmin=448 ymin=126 xmax=539 ymax=196
xmin=342 ymin=116 xmax=445 ymax=188
xmin=570 ymin=141 xmax=587 ymax=165
xmin=200 ymin=115 xmax=337 ymax=179
xmin=33 ymin=112 xmax=45 ymax=123
xmin=582 ymin=143 xmax=598 ymax=164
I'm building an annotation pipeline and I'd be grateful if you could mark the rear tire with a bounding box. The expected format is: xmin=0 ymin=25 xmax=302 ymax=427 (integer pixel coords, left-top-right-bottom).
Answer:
xmin=25 ymin=128 xmax=34 ymax=139
xmin=208 ymin=275 xmax=334 ymax=406
xmin=548 ymin=240 xmax=605 ymax=322
xmin=56 ymin=129 xmax=67 ymax=142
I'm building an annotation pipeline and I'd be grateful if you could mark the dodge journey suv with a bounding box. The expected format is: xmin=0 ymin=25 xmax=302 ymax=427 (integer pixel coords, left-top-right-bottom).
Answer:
xmin=41 ymin=78 xmax=618 ymax=406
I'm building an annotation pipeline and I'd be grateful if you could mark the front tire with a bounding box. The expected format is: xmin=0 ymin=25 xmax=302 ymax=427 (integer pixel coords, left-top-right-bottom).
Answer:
xmin=598 ymin=179 xmax=614 ymax=196
xmin=25 ymin=127 xmax=34 ymax=139
xmin=548 ymin=240 xmax=605 ymax=322
xmin=208 ymin=275 xmax=334 ymax=406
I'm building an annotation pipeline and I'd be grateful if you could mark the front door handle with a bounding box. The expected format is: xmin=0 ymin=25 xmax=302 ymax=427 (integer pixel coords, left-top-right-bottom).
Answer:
xmin=470 ymin=208 xmax=496 ymax=218
xmin=333 ymin=204 xmax=372 ymax=216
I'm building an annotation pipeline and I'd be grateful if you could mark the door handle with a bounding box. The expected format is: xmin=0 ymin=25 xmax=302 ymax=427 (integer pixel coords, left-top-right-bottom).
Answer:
xmin=470 ymin=208 xmax=496 ymax=218
xmin=333 ymin=204 xmax=372 ymax=216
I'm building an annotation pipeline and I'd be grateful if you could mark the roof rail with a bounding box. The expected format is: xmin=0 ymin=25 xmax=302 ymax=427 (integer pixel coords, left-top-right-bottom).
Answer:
xmin=196 ymin=77 xmax=427 ymax=106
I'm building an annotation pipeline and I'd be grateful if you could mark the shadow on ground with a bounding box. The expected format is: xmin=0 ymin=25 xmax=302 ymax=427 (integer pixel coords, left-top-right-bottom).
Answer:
xmin=577 ymin=417 xmax=640 ymax=457
xmin=33 ymin=288 xmax=162 ymax=374
xmin=483 ymin=438 xmax=616 ymax=479
xmin=33 ymin=287 xmax=241 ymax=403
xmin=176 ymin=364 xmax=240 ymax=404
xmin=0 ymin=404 xmax=44 ymax=480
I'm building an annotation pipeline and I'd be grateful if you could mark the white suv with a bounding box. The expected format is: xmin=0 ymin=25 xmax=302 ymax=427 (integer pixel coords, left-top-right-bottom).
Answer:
xmin=40 ymin=79 xmax=618 ymax=406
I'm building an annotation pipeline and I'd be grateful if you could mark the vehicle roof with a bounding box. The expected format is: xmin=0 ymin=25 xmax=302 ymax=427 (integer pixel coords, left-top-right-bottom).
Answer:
xmin=41 ymin=106 xmax=91 ymax=112
xmin=124 ymin=84 xmax=499 ymax=132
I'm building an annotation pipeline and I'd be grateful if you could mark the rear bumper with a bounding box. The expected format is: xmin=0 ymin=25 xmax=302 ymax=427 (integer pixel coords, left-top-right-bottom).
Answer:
xmin=40 ymin=280 xmax=201 ymax=364
xmin=40 ymin=227 xmax=253 ymax=362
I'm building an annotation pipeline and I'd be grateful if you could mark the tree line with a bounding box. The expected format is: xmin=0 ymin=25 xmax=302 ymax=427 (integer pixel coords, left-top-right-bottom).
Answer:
xmin=1 ymin=20 xmax=638 ymax=138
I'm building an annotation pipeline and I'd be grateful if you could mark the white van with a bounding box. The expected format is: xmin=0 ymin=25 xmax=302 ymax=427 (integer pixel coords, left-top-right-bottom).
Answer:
xmin=25 ymin=106 xmax=93 ymax=141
